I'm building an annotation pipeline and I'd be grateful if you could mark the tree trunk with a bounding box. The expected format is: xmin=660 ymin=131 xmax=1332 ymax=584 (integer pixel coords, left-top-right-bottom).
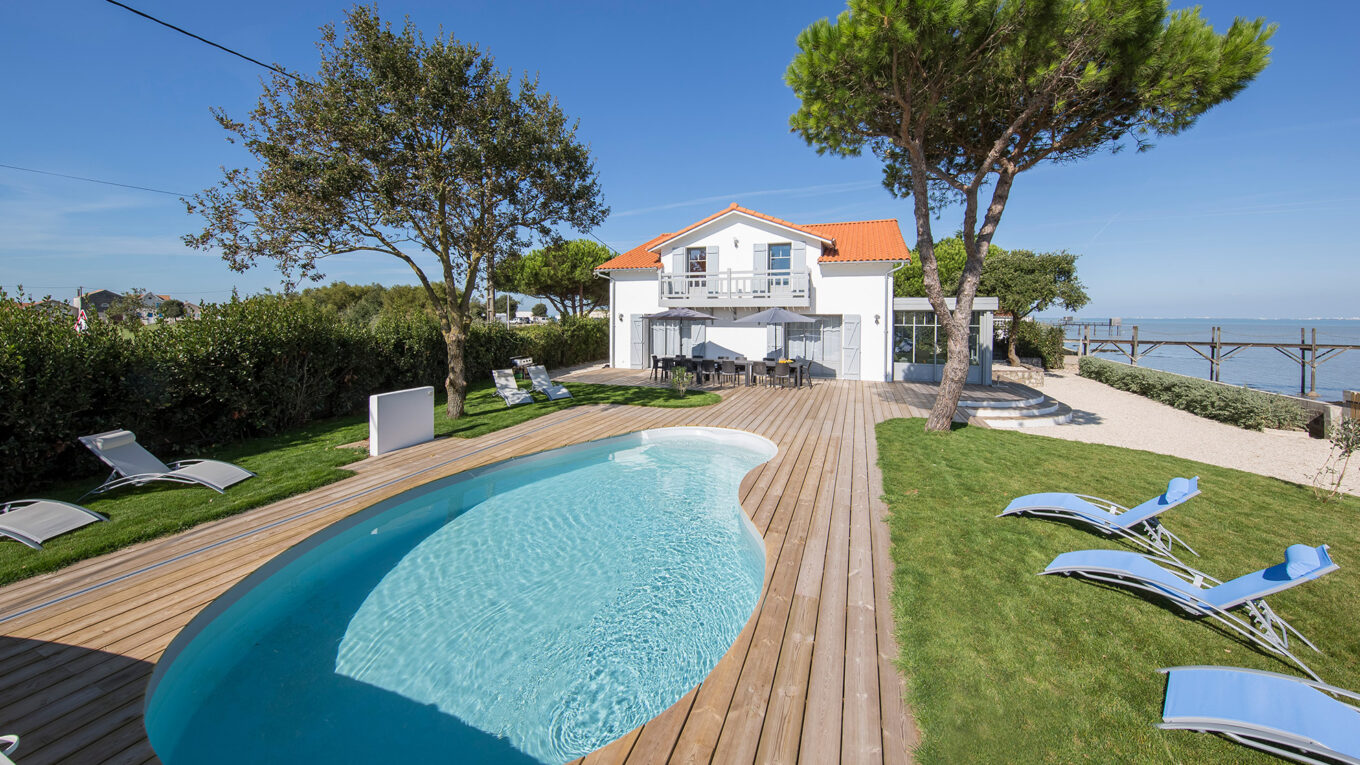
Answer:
xmin=1007 ymin=330 xmax=1021 ymax=366
xmin=443 ymin=324 xmax=468 ymax=418
xmin=926 ymin=313 xmax=972 ymax=431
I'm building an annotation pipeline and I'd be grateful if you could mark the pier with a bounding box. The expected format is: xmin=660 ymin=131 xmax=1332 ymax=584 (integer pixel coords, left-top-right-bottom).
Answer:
xmin=1062 ymin=325 xmax=1360 ymax=399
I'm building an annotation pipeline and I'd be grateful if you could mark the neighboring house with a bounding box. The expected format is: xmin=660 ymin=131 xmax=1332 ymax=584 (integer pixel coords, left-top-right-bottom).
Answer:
xmin=75 ymin=289 xmax=122 ymax=320
xmin=23 ymin=299 xmax=78 ymax=320
xmin=596 ymin=203 xmax=997 ymax=383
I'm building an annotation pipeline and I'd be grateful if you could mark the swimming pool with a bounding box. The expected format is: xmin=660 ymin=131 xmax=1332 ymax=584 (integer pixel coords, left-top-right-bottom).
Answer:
xmin=144 ymin=427 xmax=774 ymax=765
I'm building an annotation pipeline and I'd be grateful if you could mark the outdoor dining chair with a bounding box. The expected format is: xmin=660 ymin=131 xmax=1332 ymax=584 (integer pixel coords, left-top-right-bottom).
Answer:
xmin=650 ymin=355 xmax=661 ymax=381
xmin=773 ymin=361 xmax=794 ymax=388
xmin=751 ymin=360 xmax=769 ymax=387
xmin=718 ymin=359 xmax=740 ymax=387
xmin=699 ymin=358 xmax=717 ymax=385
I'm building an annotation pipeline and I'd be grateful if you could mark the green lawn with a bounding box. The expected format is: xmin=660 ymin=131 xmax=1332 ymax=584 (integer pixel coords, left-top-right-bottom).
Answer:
xmin=0 ymin=379 xmax=718 ymax=586
xmin=877 ymin=419 xmax=1359 ymax=763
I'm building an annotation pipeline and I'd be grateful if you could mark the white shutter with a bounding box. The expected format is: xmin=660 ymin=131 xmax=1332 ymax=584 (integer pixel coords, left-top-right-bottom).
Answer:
xmin=791 ymin=241 xmax=807 ymax=272
xmin=669 ymin=247 xmax=684 ymax=273
xmin=842 ymin=315 xmax=861 ymax=380
xmin=630 ymin=316 xmax=645 ymax=368
xmin=706 ymin=244 xmax=719 ymax=274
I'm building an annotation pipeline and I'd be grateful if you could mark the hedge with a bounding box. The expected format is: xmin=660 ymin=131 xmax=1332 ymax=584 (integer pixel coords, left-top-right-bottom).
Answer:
xmin=1077 ymin=356 xmax=1308 ymax=431
xmin=0 ymin=297 xmax=606 ymax=496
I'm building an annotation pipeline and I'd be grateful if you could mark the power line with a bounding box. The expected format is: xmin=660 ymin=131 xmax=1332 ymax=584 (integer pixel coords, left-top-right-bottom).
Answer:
xmin=104 ymin=0 xmax=310 ymax=86
xmin=0 ymin=163 xmax=189 ymax=196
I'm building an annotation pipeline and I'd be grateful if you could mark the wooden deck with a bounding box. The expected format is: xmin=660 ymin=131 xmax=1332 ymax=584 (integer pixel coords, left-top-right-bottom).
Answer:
xmin=0 ymin=371 xmax=1019 ymax=764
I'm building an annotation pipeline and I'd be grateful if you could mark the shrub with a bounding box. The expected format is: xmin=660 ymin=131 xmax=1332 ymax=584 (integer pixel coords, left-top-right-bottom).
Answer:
xmin=0 ymin=295 xmax=608 ymax=496
xmin=1004 ymin=319 xmax=1067 ymax=369
xmin=1077 ymin=356 xmax=1308 ymax=431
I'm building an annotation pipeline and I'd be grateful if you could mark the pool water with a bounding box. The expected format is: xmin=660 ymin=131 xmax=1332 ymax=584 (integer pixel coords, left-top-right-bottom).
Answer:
xmin=144 ymin=428 xmax=773 ymax=765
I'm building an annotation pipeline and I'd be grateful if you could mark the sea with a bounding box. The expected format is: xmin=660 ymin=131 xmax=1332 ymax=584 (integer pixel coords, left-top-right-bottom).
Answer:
xmin=1042 ymin=317 xmax=1360 ymax=404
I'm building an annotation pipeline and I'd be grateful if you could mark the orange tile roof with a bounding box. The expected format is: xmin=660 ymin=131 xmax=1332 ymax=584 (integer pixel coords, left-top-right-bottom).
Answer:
xmin=804 ymin=219 xmax=913 ymax=263
xmin=595 ymin=232 xmax=672 ymax=270
xmin=595 ymin=205 xmax=912 ymax=270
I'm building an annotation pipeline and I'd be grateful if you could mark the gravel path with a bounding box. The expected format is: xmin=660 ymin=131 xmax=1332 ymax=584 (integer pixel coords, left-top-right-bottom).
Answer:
xmin=1030 ymin=370 xmax=1358 ymax=496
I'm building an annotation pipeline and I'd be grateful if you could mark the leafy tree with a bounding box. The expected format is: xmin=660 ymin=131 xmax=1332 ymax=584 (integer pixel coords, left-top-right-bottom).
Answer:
xmin=108 ymin=287 xmax=152 ymax=329
xmin=531 ymin=302 xmax=547 ymax=317
xmin=895 ymin=236 xmax=1000 ymax=297
xmin=495 ymin=239 xmax=611 ymax=317
xmin=981 ymin=249 xmax=1089 ymax=365
xmin=161 ymin=299 xmax=186 ymax=319
xmin=184 ymin=6 xmax=607 ymax=417
xmin=788 ymin=0 xmax=1272 ymax=430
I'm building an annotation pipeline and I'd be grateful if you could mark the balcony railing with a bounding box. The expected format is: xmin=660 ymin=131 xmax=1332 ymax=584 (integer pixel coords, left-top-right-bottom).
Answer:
xmin=658 ymin=269 xmax=810 ymax=307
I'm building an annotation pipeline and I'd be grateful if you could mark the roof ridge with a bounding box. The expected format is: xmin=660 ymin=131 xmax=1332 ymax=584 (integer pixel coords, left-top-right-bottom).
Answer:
xmin=802 ymin=218 xmax=900 ymax=226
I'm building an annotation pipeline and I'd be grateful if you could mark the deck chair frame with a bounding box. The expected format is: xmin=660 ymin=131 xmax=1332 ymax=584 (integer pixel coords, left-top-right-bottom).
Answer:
xmin=78 ymin=431 xmax=256 ymax=498
xmin=0 ymin=500 xmax=108 ymax=549
xmin=526 ymin=365 xmax=572 ymax=400
xmin=1158 ymin=666 xmax=1360 ymax=765
xmin=999 ymin=478 xmax=1200 ymax=560
xmin=492 ymin=369 xmax=534 ymax=407
xmin=1044 ymin=550 xmax=1334 ymax=680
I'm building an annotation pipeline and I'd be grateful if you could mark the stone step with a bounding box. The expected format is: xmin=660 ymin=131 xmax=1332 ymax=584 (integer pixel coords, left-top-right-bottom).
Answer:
xmin=978 ymin=401 xmax=1074 ymax=429
xmin=959 ymin=398 xmax=1059 ymax=417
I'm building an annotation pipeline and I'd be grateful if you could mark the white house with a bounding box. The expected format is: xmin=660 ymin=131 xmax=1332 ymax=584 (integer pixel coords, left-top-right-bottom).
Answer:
xmin=596 ymin=203 xmax=998 ymax=383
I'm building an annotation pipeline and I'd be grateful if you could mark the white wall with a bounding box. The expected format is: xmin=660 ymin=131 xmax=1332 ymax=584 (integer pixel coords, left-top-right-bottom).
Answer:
xmin=657 ymin=218 xmax=825 ymax=275
xmin=813 ymin=261 xmax=898 ymax=381
xmin=609 ymin=270 xmax=662 ymax=368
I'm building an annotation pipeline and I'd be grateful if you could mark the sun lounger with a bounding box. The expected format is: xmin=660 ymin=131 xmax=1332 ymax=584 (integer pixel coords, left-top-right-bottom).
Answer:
xmin=1159 ymin=665 xmax=1360 ymax=764
xmin=526 ymin=365 xmax=572 ymax=400
xmin=493 ymin=369 xmax=534 ymax=407
xmin=78 ymin=429 xmax=255 ymax=497
xmin=999 ymin=476 xmax=1200 ymax=558
xmin=0 ymin=500 xmax=107 ymax=549
xmin=1042 ymin=544 xmax=1338 ymax=680
xmin=0 ymin=734 xmax=16 ymax=765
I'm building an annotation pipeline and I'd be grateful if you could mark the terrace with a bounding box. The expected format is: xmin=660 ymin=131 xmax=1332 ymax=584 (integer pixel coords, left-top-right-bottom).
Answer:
xmin=0 ymin=373 xmax=958 ymax=764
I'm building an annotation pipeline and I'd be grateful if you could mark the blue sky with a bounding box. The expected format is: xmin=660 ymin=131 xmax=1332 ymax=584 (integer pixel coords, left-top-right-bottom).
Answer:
xmin=2 ymin=1 xmax=1356 ymax=318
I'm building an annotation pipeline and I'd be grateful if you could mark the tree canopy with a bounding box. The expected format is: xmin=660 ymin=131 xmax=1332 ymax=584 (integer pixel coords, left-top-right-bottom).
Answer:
xmin=895 ymin=236 xmax=998 ymax=298
xmin=184 ymin=6 xmax=607 ymax=416
xmin=788 ymin=0 xmax=1273 ymax=430
xmin=980 ymin=249 xmax=1089 ymax=364
xmin=495 ymin=238 xmax=611 ymax=317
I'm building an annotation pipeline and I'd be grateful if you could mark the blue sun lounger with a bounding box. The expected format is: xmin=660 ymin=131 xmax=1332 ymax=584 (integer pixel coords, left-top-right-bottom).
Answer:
xmin=999 ymin=476 xmax=1200 ymax=559
xmin=1043 ymin=544 xmax=1338 ymax=680
xmin=1159 ymin=665 xmax=1360 ymax=764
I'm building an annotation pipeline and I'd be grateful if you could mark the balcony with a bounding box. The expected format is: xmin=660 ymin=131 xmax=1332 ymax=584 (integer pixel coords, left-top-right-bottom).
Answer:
xmin=658 ymin=269 xmax=810 ymax=307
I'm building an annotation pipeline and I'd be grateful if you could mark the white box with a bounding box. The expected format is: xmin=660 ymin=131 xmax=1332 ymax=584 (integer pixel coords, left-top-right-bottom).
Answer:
xmin=369 ymin=386 xmax=435 ymax=456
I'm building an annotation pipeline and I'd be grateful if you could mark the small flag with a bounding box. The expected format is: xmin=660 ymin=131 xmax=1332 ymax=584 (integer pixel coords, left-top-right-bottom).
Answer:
xmin=74 ymin=308 xmax=89 ymax=333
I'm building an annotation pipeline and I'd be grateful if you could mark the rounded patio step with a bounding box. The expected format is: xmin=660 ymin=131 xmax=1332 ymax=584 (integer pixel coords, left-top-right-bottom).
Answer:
xmin=959 ymin=399 xmax=1061 ymax=418
xmin=975 ymin=401 xmax=1074 ymax=429
xmin=958 ymin=381 xmax=1045 ymax=410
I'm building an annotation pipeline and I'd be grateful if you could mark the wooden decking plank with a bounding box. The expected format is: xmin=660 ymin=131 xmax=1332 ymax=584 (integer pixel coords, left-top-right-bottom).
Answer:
xmin=709 ymin=410 xmax=831 ymax=762
xmin=753 ymin=380 xmax=851 ymax=763
xmin=843 ymin=386 xmax=884 ymax=764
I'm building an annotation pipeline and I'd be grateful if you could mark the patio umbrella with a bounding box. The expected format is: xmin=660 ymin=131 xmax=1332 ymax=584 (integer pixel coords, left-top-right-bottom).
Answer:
xmin=643 ymin=307 xmax=715 ymax=320
xmin=733 ymin=307 xmax=815 ymax=325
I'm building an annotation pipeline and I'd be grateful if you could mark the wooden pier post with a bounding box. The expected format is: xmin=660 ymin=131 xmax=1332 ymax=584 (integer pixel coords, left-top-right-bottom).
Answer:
xmin=1299 ymin=328 xmax=1308 ymax=397
xmin=1210 ymin=326 xmax=1220 ymax=382
xmin=1309 ymin=328 xmax=1320 ymax=399
xmin=1131 ymin=325 xmax=1139 ymax=366
xmin=1081 ymin=325 xmax=1089 ymax=356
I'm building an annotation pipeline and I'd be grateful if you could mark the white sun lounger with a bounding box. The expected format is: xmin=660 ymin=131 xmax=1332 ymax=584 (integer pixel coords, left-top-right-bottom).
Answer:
xmin=999 ymin=476 xmax=1200 ymax=559
xmin=0 ymin=500 xmax=106 ymax=549
xmin=1043 ymin=544 xmax=1338 ymax=680
xmin=492 ymin=369 xmax=534 ymax=407
xmin=0 ymin=734 xmax=16 ymax=764
xmin=78 ymin=429 xmax=255 ymax=497
xmin=527 ymin=365 xmax=572 ymax=400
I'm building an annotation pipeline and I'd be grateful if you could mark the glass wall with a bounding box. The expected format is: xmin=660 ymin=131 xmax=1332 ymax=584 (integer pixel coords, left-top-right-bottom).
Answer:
xmin=893 ymin=311 xmax=980 ymax=366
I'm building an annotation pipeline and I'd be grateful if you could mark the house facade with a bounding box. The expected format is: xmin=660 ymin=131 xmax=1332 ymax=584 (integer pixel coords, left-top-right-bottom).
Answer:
xmin=596 ymin=203 xmax=998 ymax=383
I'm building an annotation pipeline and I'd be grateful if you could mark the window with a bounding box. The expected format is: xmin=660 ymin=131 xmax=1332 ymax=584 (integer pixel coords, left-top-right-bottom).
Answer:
xmin=893 ymin=311 xmax=981 ymax=366
xmin=685 ymin=247 xmax=706 ymax=273
xmin=768 ymin=243 xmax=791 ymax=272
